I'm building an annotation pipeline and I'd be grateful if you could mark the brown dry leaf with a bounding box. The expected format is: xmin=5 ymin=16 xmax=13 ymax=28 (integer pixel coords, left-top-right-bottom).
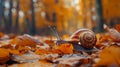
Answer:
xmin=54 ymin=43 xmax=73 ymax=54
xmin=11 ymin=51 xmax=40 ymax=63
xmin=0 ymin=32 xmax=5 ymax=38
xmin=44 ymin=40 xmax=56 ymax=47
xmin=96 ymin=34 xmax=109 ymax=48
xmin=8 ymin=60 xmax=52 ymax=67
xmin=100 ymin=34 xmax=110 ymax=42
xmin=10 ymin=35 xmax=42 ymax=49
xmin=95 ymin=45 xmax=120 ymax=67
xmin=105 ymin=25 xmax=120 ymax=42
xmin=35 ymin=49 xmax=51 ymax=55
xmin=96 ymin=33 xmax=112 ymax=43
xmin=96 ymin=34 xmax=103 ymax=48
xmin=17 ymin=46 xmax=31 ymax=54
xmin=115 ymin=24 xmax=120 ymax=33
xmin=56 ymin=64 xmax=71 ymax=67
xmin=8 ymin=34 xmax=16 ymax=39
xmin=8 ymin=49 xmax=20 ymax=55
xmin=35 ymin=48 xmax=63 ymax=55
xmin=104 ymin=24 xmax=120 ymax=42
xmin=0 ymin=48 xmax=10 ymax=64
xmin=108 ymin=28 xmax=120 ymax=42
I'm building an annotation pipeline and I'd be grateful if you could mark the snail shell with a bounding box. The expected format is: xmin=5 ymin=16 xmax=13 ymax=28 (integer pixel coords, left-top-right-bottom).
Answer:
xmin=70 ymin=29 xmax=97 ymax=49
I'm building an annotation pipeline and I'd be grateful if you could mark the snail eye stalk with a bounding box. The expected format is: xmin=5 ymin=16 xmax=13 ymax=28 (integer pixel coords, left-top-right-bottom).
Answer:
xmin=48 ymin=25 xmax=62 ymax=45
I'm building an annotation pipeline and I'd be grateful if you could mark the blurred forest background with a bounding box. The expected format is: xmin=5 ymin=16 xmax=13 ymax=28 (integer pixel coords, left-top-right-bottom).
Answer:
xmin=0 ymin=0 xmax=120 ymax=35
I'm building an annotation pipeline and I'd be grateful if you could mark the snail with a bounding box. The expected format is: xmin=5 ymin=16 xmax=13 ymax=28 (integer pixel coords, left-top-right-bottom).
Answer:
xmin=48 ymin=26 xmax=97 ymax=49
xmin=70 ymin=29 xmax=97 ymax=49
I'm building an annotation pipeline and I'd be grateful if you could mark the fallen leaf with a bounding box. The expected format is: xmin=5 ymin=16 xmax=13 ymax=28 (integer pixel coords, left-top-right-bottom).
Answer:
xmin=54 ymin=43 xmax=73 ymax=54
xmin=95 ymin=45 xmax=120 ymax=67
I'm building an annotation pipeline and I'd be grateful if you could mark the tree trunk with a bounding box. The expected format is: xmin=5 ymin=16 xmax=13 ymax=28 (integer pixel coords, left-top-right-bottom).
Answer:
xmin=83 ymin=0 xmax=87 ymax=28
xmin=14 ymin=0 xmax=19 ymax=34
xmin=7 ymin=0 xmax=13 ymax=33
xmin=0 ymin=0 xmax=4 ymax=31
xmin=95 ymin=0 xmax=104 ymax=33
xmin=29 ymin=0 xmax=36 ymax=35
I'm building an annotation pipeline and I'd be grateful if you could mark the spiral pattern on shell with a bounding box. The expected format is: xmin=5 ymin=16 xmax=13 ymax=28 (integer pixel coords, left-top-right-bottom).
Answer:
xmin=70 ymin=29 xmax=97 ymax=49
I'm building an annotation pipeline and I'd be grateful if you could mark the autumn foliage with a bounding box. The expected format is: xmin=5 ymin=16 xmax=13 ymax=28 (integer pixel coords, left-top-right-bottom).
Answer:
xmin=95 ymin=45 xmax=120 ymax=67
xmin=0 ymin=25 xmax=120 ymax=67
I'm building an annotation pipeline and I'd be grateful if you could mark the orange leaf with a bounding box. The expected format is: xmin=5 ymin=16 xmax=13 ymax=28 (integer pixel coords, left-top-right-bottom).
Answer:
xmin=115 ymin=24 xmax=120 ymax=33
xmin=54 ymin=43 xmax=73 ymax=54
xmin=0 ymin=32 xmax=5 ymax=38
xmin=0 ymin=48 xmax=10 ymax=64
xmin=95 ymin=45 xmax=120 ymax=67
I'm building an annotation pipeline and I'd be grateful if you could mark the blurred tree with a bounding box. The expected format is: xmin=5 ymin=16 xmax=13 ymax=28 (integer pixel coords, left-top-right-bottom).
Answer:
xmin=96 ymin=0 xmax=104 ymax=33
xmin=52 ymin=12 xmax=57 ymax=23
xmin=0 ymin=0 xmax=3 ymax=24
xmin=14 ymin=0 xmax=20 ymax=33
xmin=6 ymin=0 xmax=13 ymax=33
xmin=0 ymin=0 xmax=5 ymax=31
xmin=29 ymin=0 xmax=36 ymax=35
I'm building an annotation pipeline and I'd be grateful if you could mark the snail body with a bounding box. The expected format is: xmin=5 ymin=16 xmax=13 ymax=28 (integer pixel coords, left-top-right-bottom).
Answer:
xmin=70 ymin=29 xmax=97 ymax=49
